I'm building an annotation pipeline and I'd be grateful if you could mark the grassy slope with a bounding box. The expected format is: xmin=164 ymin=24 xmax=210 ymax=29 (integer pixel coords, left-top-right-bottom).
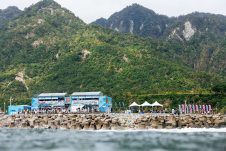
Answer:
xmin=0 ymin=0 xmax=225 ymax=111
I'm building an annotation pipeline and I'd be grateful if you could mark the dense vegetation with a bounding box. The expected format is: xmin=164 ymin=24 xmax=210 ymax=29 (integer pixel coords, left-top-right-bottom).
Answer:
xmin=93 ymin=4 xmax=226 ymax=75
xmin=0 ymin=0 xmax=225 ymax=112
xmin=0 ymin=6 xmax=21 ymax=28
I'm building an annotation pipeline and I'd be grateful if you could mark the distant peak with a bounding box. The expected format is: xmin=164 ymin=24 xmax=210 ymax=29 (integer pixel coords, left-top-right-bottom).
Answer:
xmin=23 ymin=0 xmax=63 ymax=15
xmin=91 ymin=17 xmax=108 ymax=26
xmin=131 ymin=3 xmax=144 ymax=7
xmin=128 ymin=3 xmax=149 ymax=9
xmin=29 ymin=0 xmax=61 ymax=9
xmin=6 ymin=6 xmax=20 ymax=10
xmin=40 ymin=0 xmax=56 ymax=5
xmin=123 ymin=3 xmax=156 ymax=15
xmin=1 ymin=6 xmax=21 ymax=12
xmin=97 ymin=18 xmax=108 ymax=22
xmin=40 ymin=0 xmax=59 ymax=6
xmin=131 ymin=3 xmax=141 ymax=6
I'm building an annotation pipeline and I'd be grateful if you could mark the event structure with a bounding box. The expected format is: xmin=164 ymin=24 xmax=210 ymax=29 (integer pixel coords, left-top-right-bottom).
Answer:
xmin=8 ymin=105 xmax=31 ymax=115
xmin=8 ymin=92 xmax=112 ymax=114
xmin=70 ymin=92 xmax=112 ymax=113
xmin=129 ymin=101 xmax=163 ymax=107
xmin=31 ymin=93 xmax=67 ymax=110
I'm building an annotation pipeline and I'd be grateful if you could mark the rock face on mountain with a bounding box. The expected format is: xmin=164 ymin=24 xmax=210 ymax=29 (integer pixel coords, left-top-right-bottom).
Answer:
xmin=0 ymin=0 xmax=225 ymax=110
xmin=93 ymin=4 xmax=226 ymax=40
xmin=0 ymin=6 xmax=21 ymax=28
xmin=93 ymin=4 xmax=226 ymax=75
xmin=166 ymin=12 xmax=226 ymax=41
xmin=94 ymin=4 xmax=171 ymax=38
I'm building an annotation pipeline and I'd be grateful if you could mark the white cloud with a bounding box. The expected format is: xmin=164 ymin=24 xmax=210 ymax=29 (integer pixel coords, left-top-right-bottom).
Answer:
xmin=0 ymin=0 xmax=226 ymax=23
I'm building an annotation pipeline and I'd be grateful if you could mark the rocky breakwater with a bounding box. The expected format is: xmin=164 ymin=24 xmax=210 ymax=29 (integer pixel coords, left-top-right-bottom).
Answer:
xmin=0 ymin=114 xmax=226 ymax=130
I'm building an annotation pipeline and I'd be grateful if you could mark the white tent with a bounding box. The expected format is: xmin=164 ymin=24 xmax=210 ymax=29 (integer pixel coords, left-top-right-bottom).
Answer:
xmin=141 ymin=101 xmax=152 ymax=107
xmin=71 ymin=104 xmax=84 ymax=112
xmin=152 ymin=101 xmax=163 ymax=107
xmin=129 ymin=102 xmax=140 ymax=107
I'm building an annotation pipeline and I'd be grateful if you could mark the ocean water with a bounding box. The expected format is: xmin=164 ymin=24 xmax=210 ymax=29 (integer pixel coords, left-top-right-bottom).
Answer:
xmin=0 ymin=128 xmax=226 ymax=151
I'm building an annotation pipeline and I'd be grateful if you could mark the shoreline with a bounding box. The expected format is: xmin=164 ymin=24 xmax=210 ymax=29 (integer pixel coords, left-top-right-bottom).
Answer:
xmin=0 ymin=113 xmax=226 ymax=130
xmin=1 ymin=127 xmax=226 ymax=133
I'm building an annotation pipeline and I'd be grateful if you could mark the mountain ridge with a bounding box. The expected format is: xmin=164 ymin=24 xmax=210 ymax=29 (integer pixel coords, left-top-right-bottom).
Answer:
xmin=93 ymin=3 xmax=171 ymax=38
xmin=0 ymin=6 xmax=22 ymax=28
xmin=0 ymin=0 xmax=225 ymax=111
xmin=92 ymin=3 xmax=226 ymax=39
xmin=92 ymin=4 xmax=226 ymax=75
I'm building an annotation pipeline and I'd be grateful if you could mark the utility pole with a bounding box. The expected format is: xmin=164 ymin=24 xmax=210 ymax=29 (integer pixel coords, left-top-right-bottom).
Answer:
xmin=10 ymin=97 xmax=12 ymax=106
xmin=4 ymin=102 xmax=5 ymax=114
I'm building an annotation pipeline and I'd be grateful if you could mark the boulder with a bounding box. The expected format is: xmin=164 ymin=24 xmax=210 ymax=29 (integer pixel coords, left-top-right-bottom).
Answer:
xmin=102 ymin=121 xmax=110 ymax=130
xmin=96 ymin=123 xmax=102 ymax=130
xmin=89 ymin=121 xmax=96 ymax=130
xmin=214 ymin=117 xmax=226 ymax=128
xmin=138 ymin=122 xmax=146 ymax=129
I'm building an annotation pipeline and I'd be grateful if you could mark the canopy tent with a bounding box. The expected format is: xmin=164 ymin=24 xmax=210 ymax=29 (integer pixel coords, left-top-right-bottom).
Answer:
xmin=129 ymin=102 xmax=140 ymax=107
xmin=152 ymin=101 xmax=163 ymax=107
xmin=141 ymin=101 xmax=152 ymax=107
xmin=71 ymin=104 xmax=85 ymax=112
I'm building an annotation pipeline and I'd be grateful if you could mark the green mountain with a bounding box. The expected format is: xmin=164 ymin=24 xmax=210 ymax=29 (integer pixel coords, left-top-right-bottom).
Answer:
xmin=0 ymin=6 xmax=22 ymax=28
xmin=0 ymin=0 xmax=225 ymax=111
xmin=93 ymin=4 xmax=171 ymax=38
xmin=93 ymin=4 xmax=226 ymax=75
xmin=93 ymin=4 xmax=226 ymax=40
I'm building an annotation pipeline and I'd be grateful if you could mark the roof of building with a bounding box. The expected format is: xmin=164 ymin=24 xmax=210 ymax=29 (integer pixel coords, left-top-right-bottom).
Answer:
xmin=71 ymin=92 xmax=103 ymax=96
xmin=38 ymin=93 xmax=67 ymax=97
xmin=9 ymin=105 xmax=30 ymax=107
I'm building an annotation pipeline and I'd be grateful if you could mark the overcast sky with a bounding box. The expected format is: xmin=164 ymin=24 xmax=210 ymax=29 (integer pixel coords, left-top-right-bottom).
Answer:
xmin=0 ymin=0 xmax=226 ymax=23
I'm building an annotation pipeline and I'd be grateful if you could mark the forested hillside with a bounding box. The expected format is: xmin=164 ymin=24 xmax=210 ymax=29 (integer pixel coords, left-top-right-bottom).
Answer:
xmin=0 ymin=6 xmax=21 ymax=28
xmin=0 ymin=0 xmax=225 ymax=111
xmin=93 ymin=4 xmax=226 ymax=75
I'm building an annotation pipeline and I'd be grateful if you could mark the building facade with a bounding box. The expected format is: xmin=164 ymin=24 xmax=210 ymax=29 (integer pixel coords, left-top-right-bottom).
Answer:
xmin=30 ymin=92 xmax=112 ymax=113
xmin=31 ymin=93 xmax=67 ymax=110
xmin=70 ymin=92 xmax=112 ymax=113
xmin=8 ymin=105 xmax=31 ymax=115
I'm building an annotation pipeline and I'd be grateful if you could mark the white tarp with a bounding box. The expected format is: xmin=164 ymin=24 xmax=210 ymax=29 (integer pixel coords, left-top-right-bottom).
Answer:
xmin=152 ymin=101 xmax=163 ymax=107
xmin=141 ymin=101 xmax=152 ymax=107
xmin=71 ymin=100 xmax=99 ymax=105
xmin=129 ymin=102 xmax=140 ymax=107
xmin=71 ymin=104 xmax=84 ymax=112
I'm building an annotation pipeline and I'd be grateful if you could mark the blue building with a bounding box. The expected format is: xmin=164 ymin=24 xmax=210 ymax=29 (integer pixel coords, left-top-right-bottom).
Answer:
xmin=30 ymin=92 xmax=112 ymax=113
xmin=70 ymin=92 xmax=112 ymax=113
xmin=99 ymin=96 xmax=112 ymax=112
xmin=8 ymin=105 xmax=31 ymax=115
xmin=32 ymin=93 xmax=67 ymax=110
